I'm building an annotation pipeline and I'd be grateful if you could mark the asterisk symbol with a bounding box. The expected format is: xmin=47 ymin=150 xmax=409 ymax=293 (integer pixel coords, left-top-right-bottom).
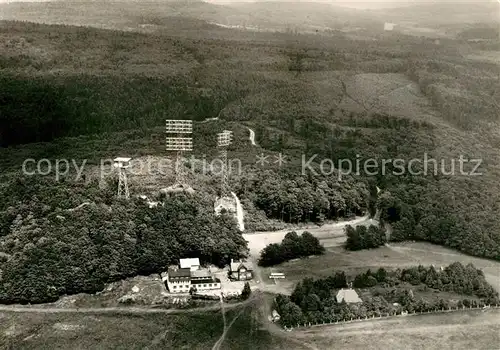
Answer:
xmin=274 ymin=153 xmax=286 ymax=166
xmin=256 ymin=153 xmax=269 ymax=166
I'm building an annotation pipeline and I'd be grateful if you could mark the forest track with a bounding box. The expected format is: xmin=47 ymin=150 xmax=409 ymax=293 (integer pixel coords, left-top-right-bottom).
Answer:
xmin=0 ymin=298 xmax=254 ymax=315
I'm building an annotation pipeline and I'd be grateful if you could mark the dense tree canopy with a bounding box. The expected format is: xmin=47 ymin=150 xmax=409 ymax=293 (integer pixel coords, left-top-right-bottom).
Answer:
xmin=345 ymin=224 xmax=386 ymax=250
xmin=236 ymin=170 xmax=369 ymax=224
xmin=0 ymin=176 xmax=248 ymax=304
xmin=258 ymin=231 xmax=325 ymax=267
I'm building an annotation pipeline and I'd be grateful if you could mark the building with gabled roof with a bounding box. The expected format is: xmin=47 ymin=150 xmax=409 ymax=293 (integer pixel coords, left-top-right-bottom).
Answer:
xmin=336 ymin=288 xmax=362 ymax=304
xmin=166 ymin=267 xmax=192 ymax=294
xmin=214 ymin=197 xmax=236 ymax=215
xmin=165 ymin=262 xmax=221 ymax=294
xmin=179 ymin=258 xmax=200 ymax=271
xmin=229 ymin=259 xmax=253 ymax=281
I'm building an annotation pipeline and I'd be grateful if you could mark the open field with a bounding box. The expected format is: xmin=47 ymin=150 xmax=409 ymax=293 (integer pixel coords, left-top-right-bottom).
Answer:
xmin=292 ymin=308 xmax=500 ymax=350
xmin=0 ymin=308 xmax=225 ymax=349
xmin=0 ymin=298 xmax=306 ymax=350
xmin=2 ymin=289 xmax=498 ymax=349
xmin=256 ymin=241 xmax=500 ymax=295
xmin=338 ymin=72 xmax=440 ymax=119
xmin=243 ymin=215 xmax=374 ymax=256
xmin=467 ymin=51 xmax=500 ymax=64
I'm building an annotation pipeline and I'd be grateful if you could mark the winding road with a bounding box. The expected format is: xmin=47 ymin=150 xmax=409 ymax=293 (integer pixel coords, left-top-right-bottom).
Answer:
xmin=248 ymin=128 xmax=256 ymax=146
xmin=243 ymin=213 xmax=376 ymax=256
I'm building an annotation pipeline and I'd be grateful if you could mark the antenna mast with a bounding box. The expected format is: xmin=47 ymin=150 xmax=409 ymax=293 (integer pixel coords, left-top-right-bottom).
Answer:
xmin=165 ymin=119 xmax=193 ymax=188
xmin=114 ymin=157 xmax=131 ymax=199
xmin=217 ymin=130 xmax=233 ymax=196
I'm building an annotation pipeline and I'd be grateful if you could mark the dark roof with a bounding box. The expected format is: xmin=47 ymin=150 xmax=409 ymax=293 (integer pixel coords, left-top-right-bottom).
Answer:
xmin=191 ymin=270 xmax=211 ymax=279
xmin=230 ymin=260 xmax=254 ymax=272
xmin=168 ymin=267 xmax=191 ymax=278
xmin=191 ymin=277 xmax=220 ymax=285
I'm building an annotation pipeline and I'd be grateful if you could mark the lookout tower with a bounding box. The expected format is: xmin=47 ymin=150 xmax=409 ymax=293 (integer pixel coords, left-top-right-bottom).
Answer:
xmin=114 ymin=157 xmax=131 ymax=199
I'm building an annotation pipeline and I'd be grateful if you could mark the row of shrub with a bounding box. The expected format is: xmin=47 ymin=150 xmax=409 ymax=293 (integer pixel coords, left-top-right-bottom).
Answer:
xmin=274 ymin=262 xmax=500 ymax=327
xmin=289 ymin=301 xmax=499 ymax=328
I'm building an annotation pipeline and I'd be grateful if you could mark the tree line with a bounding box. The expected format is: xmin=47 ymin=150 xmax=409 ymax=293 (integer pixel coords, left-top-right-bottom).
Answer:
xmin=0 ymin=72 xmax=241 ymax=147
xmin=237 ymin=170 xmax=369 ymax=224
xmin=345 ymin=224 xmax=386 ymax=251
xmin=274 ymin=262 xmax=499 ymax=327
xmin=258 ymin=231 xmax=325 ymax=267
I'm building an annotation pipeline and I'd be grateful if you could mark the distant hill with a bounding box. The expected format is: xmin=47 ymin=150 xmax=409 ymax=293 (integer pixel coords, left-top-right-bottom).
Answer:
xmin=1 ymin=0 xmax=497 ymax=37
xmin=371 ymin=1 xmax=500 ymax=26
xmin=0 ymin=0 xmax=379 ymax=33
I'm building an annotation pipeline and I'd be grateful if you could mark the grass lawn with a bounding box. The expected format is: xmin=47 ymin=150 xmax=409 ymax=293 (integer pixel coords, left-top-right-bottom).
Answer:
xmin=296 ymin=308 xmax=500 ymax=350
xmin=219 ymin=304 xmax=309 ymax=350
xmin=0 ymin=310 xmax=225 ymax=349
xmin=0 ymin=301 xmax=300 ymax=350
xmin=259 ymin=242 xmax=500 ymax=294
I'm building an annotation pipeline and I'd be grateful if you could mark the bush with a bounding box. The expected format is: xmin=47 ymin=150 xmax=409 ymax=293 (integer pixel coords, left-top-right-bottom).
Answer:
xmin=258 ymin=231 xmax=325 ymax=266
xmin=345 ymin=225 xmax=386 ymax=251
xmin=241 ymin=282 xmax=251 ymax=300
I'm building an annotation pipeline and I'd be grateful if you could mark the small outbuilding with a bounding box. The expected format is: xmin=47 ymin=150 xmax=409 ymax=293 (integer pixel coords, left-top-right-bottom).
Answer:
xmin=336 ymin=288 xmax=362 ymax=304
xmin=179 ymin=258 xmax=200 ymax=272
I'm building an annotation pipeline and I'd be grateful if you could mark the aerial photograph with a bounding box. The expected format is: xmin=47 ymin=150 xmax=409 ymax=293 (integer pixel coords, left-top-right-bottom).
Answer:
xmin=0 ymin=0 xmax=499 ymax=349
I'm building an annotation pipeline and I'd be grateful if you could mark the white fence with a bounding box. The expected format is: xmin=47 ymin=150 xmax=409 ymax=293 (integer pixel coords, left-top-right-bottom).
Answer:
xmin=286 ymin=304 xmax=500 ymax=330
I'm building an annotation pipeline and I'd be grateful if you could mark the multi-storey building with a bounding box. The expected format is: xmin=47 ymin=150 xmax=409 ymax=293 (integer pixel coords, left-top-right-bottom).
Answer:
xmin=190 ymin=269 xmax=221 ymax=292
xmin=166 ymin=267 xmax=191 ymax=294
xmin=164 ymin=260 xmax=221 ymax=294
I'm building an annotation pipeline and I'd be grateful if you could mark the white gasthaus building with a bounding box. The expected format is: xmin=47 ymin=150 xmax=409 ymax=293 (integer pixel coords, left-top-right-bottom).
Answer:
xmin=164 ymin=258 xmax=221 ymax=294
xmin=165 ymin=267 xmax=192 ymax=294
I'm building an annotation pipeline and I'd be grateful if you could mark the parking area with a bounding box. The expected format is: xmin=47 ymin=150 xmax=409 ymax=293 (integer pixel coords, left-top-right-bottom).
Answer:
xmin=215 ymin=269 xmax=244 ymax=296
xmin=192 ymin=265 xmax=261 ymax=297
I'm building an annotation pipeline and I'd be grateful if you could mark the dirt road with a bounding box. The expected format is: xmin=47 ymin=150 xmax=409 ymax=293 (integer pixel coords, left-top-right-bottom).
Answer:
xmin=243 ymin=214 xmax=375 ymax=256
xmin=248 ymin=128 xmax=256 ymax=146
xmin=0 ymin=298 xmax=252 ymax=315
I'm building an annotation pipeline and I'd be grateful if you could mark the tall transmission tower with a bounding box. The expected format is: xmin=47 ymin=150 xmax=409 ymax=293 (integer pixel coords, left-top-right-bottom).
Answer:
xmin=114 ymin=157 xmax=131 ymax=199
xmin=217 ymin=130 xmax=233 ymax=197
xmin=165 ymin=119 xmax=193 ymax=189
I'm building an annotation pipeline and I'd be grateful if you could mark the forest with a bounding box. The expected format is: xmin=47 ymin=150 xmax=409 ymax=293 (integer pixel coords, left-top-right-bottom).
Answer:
xmin=235 ymin=170 xmax=370 ymax=225
xmin=0 ymin=176 xmax=248 ymax=304
xmin=0 ymin=73 xmax=229 ymax=147
xmin=274 ymin=262 xmax=500 ymax=327
xmin=254 ymin=105 xmax=500 ymax=261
